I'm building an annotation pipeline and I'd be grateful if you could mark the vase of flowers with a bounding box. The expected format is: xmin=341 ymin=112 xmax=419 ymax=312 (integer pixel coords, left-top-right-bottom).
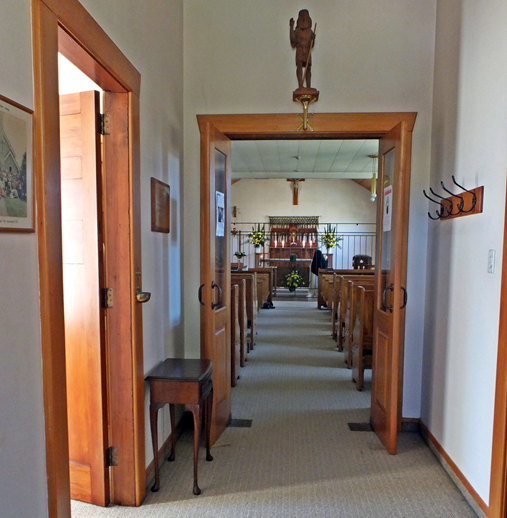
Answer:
xmin=320 ymin=224 xmax=342 ymax=252
xmin=285 ymin=270 xmax=304 ymax=292
xmin=248 ymin=224 xmax=266 ymax=248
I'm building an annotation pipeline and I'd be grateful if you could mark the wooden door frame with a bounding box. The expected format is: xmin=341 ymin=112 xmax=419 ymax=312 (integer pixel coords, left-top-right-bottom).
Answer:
xmin=197 ymin=111 xmax=416 ymax=437
xmin=32 ymin=1 xmax=144 ymax=516
xmin=490 ymin=180 xmax=507 ymax=518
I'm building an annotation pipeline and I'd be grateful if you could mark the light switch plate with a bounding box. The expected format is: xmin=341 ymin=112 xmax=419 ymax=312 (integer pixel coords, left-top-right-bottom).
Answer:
xmin=488 ymin=249 xmax=496 ymax=274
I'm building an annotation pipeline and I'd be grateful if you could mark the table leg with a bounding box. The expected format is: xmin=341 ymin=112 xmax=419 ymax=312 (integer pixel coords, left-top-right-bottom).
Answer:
xmin=167 ymin=403 xmax=176 ymax=462
xmin=189 ymin=404 xmax=201 ymax=495
xmin=150 ymin=402 xmax=164 ymax=492
xmin=205 ymin=389 xmax=213 ymax=462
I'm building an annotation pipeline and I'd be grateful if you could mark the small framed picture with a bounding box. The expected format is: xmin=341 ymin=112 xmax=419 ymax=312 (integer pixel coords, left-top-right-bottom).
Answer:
xmin=151 ymin=177 xmax=170 ymax=233
xmin=0 ymin=94 xmax=34 ymax=232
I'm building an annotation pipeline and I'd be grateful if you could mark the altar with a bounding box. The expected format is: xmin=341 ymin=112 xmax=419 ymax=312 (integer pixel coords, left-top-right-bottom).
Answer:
xmin=264 ymin=216 xmax=319 ymax=288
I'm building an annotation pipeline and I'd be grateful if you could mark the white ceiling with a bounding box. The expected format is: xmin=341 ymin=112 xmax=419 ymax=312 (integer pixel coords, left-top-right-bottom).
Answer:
xmin=231 ymin=139 xmax=379 ymax=180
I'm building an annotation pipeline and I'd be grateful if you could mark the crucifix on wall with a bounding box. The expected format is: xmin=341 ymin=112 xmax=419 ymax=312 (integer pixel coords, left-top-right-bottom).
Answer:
xmin=287 ymin=178 xmax=305 ymax=205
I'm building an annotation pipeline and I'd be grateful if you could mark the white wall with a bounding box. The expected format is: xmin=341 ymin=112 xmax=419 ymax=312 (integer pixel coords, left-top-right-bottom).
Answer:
xmin=79 ymin=0 xmax=185 ymax=468
xmin=183 ymin=0 xmax=437 ymax=417
xmin=231 ymin=178 xmax=376 ymax=224
xmin=0 ymin=2 xmax=49 ymax=517
xmin=422 ymin=0 xmax=507 ymax=504
xmin=0 ymin=2 xmax=185 ymax=515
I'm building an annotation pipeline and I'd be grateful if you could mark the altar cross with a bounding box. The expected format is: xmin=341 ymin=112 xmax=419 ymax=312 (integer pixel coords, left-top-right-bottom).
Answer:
xmin=287 ymin=178 xmax=305 ymax=205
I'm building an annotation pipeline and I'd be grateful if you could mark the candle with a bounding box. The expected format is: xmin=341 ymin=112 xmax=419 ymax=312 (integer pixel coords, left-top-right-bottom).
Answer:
xmin=282 ymin=240 xmax=285 ymax=247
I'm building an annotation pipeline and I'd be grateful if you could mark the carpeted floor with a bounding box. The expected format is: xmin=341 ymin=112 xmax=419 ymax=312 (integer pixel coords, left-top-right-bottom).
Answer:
xmin=72 ymin=301 xmax=478 ymax=517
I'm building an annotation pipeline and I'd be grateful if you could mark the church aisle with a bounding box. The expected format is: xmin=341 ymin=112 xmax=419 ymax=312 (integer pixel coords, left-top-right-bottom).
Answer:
xmin=72 ymin=301 xmax=478 ymax=518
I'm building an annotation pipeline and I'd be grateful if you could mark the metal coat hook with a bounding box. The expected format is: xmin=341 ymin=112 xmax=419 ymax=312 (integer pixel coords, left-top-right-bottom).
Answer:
xmin=423 ymin=175 xmax=482 ymax=220
xmin=422 ymin=189 xmax=445 ymax=220
xmin=451 ymin=175 xmax=477 ymax=213
xmin=440 ymin=181 xmax=464 ymax=213
xmin=429 ymin=187 xmax=453 ymax=218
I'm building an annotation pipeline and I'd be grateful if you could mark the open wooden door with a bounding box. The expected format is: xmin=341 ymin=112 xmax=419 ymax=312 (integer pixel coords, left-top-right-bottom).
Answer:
xmin=200 ymin=123 xmax=232 ymax=444
xmin=60 ymin=91 xmax=109 ymax=505
xmin=371 ymin=121 xmax=411 ymax=454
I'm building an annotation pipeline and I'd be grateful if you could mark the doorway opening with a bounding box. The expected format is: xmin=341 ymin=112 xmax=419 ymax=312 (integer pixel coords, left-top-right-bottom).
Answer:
xmin=33 ymin=1 xmax=145 ymax=515
xmin=199 ymin=113 xmax=415 ymax=454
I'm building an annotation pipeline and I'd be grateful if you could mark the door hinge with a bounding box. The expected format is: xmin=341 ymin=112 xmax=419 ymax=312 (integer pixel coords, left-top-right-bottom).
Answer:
xmin=99 ymin=113 xmax=111 ymax=135
xmin=102 ymin=287 xmax=114 ymax=309
xmin=105 ymin=446 xmax=118 ymax=467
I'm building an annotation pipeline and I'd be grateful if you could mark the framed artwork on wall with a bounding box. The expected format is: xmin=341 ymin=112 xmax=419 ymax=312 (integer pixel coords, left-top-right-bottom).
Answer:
xmin=0 ymin=94 xmax=34 ymax=232
xmin=151 ymin=177 xmax=170 ymax=233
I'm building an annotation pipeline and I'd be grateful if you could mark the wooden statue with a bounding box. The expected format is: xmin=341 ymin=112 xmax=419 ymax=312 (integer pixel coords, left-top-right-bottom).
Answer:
xmin=289 ymin=9 xmax=316 ymax=90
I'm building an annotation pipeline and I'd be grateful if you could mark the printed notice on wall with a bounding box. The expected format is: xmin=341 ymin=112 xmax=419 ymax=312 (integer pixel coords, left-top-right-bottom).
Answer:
xmin=383 ymin=185 xmax=392 ymax=232
xmin=216 ymin=191 xmax=225 ymax=237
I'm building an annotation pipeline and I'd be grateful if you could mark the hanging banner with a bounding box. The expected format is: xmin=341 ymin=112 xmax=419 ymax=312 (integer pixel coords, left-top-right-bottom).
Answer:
xmin=216 ymin=191 xmax=225 ymax=237
xmin=383 ymin=185 xmax=392 ymax=232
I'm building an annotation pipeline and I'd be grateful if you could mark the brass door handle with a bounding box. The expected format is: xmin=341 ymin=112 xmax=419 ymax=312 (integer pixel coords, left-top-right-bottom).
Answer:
xmin=135 ymin=270 xmax=151 ymax=303
xmin=136 ymin=288 xmax=151 ymax=303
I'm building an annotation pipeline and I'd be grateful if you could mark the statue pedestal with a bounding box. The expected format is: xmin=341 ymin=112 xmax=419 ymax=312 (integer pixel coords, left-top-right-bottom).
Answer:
xmin=293 ymin=88 xmax=320 ymax=131
xmin=293 ymin=88 xmax=320 ymax=102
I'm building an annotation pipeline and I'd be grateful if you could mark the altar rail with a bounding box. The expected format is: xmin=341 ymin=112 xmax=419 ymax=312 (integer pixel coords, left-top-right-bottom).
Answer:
xmin=231 ymin=222 xmax=376 ymax=271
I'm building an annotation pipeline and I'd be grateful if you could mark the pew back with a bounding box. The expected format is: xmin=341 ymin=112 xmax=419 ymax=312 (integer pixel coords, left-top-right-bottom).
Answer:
xmin=231 ymin=272 xmax=257 ymax=351
xmin=230 ymin=284 xmax=241 ymax=387
xmin=231 ymin=278 xmax=247 ymax=367
xmin=351 ymin=286 xmax=375 ymax=391
xmin=337 ymin=274 xmax=375 ymax=351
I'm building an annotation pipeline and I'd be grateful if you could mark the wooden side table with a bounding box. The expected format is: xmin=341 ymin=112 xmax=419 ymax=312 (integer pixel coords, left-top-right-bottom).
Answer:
xmin=146 ymin=358 xmax=213 ymax=495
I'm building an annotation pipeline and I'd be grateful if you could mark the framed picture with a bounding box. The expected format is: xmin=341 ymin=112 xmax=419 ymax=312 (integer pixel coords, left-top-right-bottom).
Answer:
xmin=151 ymin=177 xmax=170 ymax=233
xmin=0 ymin=94 xmax=34 ymax=232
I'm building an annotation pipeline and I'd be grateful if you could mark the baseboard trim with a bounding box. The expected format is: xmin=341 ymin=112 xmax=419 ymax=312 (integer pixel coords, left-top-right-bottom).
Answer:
xmin=419 ymin=420 xmax=489 ymax=518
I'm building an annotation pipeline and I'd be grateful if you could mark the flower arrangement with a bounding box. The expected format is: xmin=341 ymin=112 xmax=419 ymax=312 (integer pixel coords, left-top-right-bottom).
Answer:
xmin=285 ymin=270 xmax=304 ymax=292
xmin=234 ymin=251 xmax=246 ymax=259
xmin=248 ymin=223 xmax=266 ymax=248
xmin=320 ymin=224 xmax=342 ymax=250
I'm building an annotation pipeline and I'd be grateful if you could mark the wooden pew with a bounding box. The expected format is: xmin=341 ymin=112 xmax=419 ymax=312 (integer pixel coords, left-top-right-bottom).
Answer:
xmin=351 ymin=286 xmax=374 ymax=391
xmin=231 ymin=272 xmax=258 ymax=351
xmin=319 ymin=268 xmax=375 ymax=311
xmin=342 ymin=276 xmax=375 ymax=366
xmin=248 ymin=267 xmax=276 ymax=307
xmin=247 ymin=268 xmax=271 ymax=310
xmin=335 ymin=272 xmax=375 ymax=351
xmin=317 ymin=269 xmax=334 ymax=309
xmin=231 ymin=277 xmax=247 ymax=367
xmin=230 ymin=284 xmax=241 ymax=387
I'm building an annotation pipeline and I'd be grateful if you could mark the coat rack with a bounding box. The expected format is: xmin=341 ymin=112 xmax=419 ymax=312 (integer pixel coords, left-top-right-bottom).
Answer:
xmin=423 ymin=176 xmax=483 ymax=220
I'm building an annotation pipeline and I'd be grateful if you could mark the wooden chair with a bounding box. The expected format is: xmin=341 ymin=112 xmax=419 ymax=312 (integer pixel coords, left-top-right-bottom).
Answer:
xmin=352 ymin=255 xmax=373 ymax=269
